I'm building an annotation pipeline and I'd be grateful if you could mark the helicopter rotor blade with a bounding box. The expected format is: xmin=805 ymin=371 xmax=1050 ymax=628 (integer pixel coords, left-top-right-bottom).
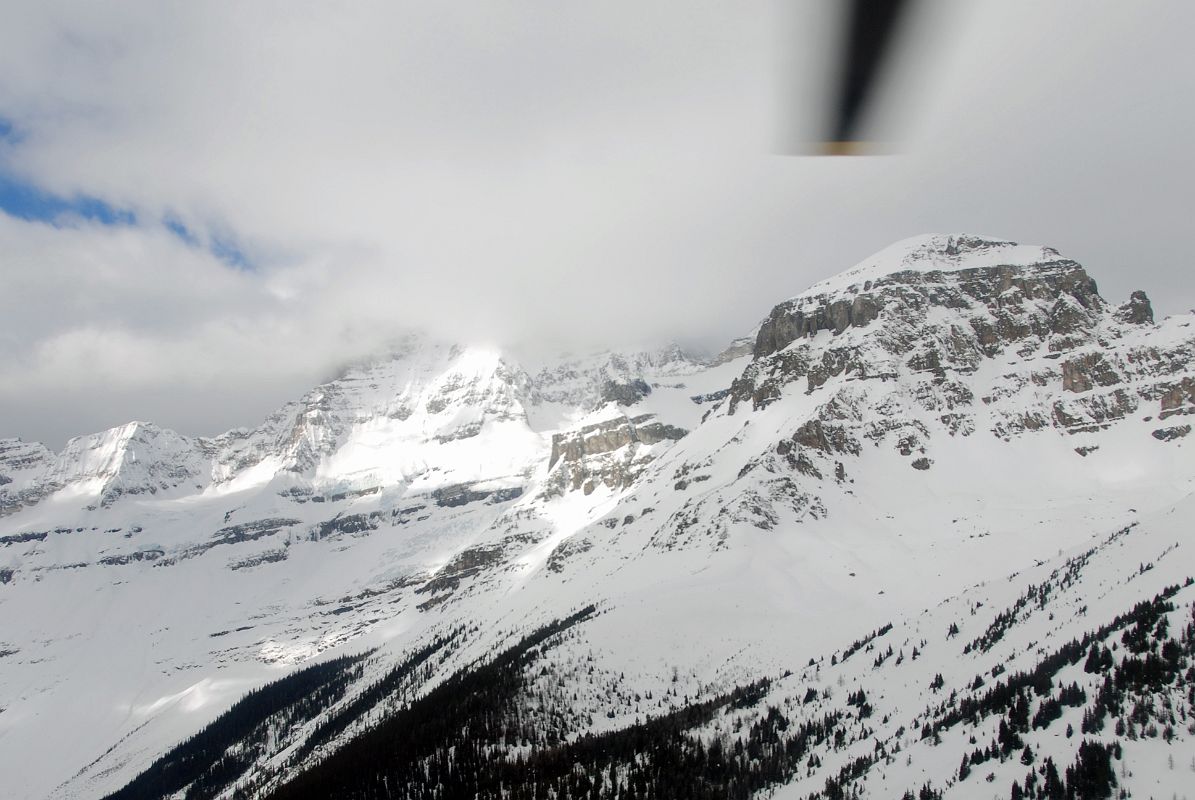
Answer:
xmin=828 ymin=0 xmax=915 ymax=151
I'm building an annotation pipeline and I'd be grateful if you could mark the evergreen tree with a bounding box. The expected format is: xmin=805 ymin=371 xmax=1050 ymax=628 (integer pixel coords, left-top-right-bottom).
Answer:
xmin=1041 ymin=757 xmax=1065 ymax=800
xmin=1064 ymin=740 xmax=1116 ymax=799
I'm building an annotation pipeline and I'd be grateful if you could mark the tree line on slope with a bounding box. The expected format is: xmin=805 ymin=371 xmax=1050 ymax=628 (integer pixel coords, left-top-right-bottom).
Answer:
xmin=103 ymin=577 xmax=1195 ymax=800
xmin=264 ymin=604 xmax=843 ymax=800
xmin=102 ymin=651 xmax=369 ymax=800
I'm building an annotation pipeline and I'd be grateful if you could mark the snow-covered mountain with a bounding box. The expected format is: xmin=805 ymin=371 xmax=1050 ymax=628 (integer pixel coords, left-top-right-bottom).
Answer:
xmin=1 ymin=234 xmax=1192 ymax=800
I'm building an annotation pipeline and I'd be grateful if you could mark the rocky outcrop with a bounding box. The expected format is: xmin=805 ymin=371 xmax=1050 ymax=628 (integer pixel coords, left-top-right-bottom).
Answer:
xmin=99 ymin=549 xmax=165 ymax=566
xmin=0 ymin=439 xmax=58 ymax=517
xmin=0 ymin=439 xmax=54 ymax=474
xmin=1159 ymin=377 xmax=1195 ymax=420
xmin=1116 ymin=290 xmax=1155 ymax=325
xmin=1061 ymin=353 xmax=1121 ymax=393
xmin=599 ymin=378 xmax=651 ymax=406
xmin=548 ymin=415 xmax=687 ymax=471
xmin=546 ymin=414 xmax=687 ymax=495
xmin=690 ymin=388 xmax=730 ymax=405
xmin=0 ymin=530 xmax=49 ymax=547
xmin=413 ymin=537 xmax=528 ymax=608
xmin=1152 ymin=424 xmax=1190 ymax=441
xmin=787 ymin=419 xmax=861 ymax=456
xmin=213 ymin=518 xmax=300 ymax=546
xmin=432 ymin=484 xmax=523 ymax=508
xmin=754 ymin=293 xmax=882 ymax=358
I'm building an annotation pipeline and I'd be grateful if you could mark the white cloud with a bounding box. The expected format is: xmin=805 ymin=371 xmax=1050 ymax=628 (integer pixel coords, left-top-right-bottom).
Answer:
xmin=0 ymin=0 xmax=1193 ymax=446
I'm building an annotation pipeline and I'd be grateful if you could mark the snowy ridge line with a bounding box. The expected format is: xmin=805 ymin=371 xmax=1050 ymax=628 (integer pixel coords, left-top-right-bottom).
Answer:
xmin=793 ymin=234 xmax=1067 ymax=303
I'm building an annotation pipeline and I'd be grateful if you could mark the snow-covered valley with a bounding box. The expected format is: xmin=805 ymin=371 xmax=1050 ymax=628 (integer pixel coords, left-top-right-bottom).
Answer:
xmin=2 ymin=234 xmax=1193 ymax=800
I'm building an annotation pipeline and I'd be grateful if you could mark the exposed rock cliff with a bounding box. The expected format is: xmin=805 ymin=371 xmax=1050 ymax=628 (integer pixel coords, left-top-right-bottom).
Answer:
xmin=546 ymin=414 xmax=687 ymax=495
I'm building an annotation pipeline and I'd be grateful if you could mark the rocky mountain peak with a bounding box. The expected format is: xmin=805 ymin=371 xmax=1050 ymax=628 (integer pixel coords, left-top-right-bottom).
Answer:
xmin=40 ymin=421 xmax=207 ymax=507
xmin=753 ymin=234 xmax=1101 ymax=359
xmin=695 ymin=236 xmax=1193 ymax=546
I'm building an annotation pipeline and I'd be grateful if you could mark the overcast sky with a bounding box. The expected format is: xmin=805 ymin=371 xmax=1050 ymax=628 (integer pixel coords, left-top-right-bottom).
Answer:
xmin=1 ymin=1 xmax=1193 ymax=448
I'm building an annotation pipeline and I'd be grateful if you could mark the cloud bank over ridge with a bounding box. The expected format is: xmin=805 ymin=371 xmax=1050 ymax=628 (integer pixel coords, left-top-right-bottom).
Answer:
xmin=1 ymin=0 xmax=1193 ymax=446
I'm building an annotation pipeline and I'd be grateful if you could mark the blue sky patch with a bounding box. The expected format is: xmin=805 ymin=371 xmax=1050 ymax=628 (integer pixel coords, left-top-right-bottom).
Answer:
xmin=0 ymin=173 xmax=137 ymax=227
xmin=163 ymin=216 xmax=200 ymax=246
xmin=0 ymin=121 xmax=254 ymax=271
xmin=0 ymin=116 xmax=138 ymax=226
xmin=162 ymin=215 xmax=254 ymax=271
xmin=210 ymin=235 xmax=252 ymax=271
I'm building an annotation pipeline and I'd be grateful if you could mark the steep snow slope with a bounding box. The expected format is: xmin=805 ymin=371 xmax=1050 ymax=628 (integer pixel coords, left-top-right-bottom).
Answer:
xmin=0 ymin=234 xmax=1192 ymax=800
xmin=758 ymin=493 xmax=1195 ymax=800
